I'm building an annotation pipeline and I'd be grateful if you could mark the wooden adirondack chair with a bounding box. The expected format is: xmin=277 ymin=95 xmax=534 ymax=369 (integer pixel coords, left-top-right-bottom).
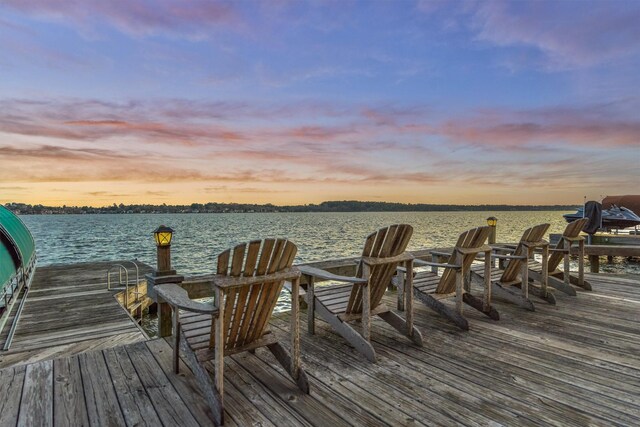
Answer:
xmin=471 ymin=223 xmax=551 ymax=311
xmin=299 ymin=224 xmax=423 ymax=363
xmin=527 ymin=218 xmax=591 ymax=293
xmin=395 ymin=226 xmax=499 ymax=331
xmin=155 ymin=239 xmax=309 ymax=426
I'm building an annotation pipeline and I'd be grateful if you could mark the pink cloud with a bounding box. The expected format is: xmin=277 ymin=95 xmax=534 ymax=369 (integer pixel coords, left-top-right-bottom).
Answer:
xmin=1 ymin=96 xmax=638 ymax=199
xmin=436 ymin=109 xmax=640 ymax=149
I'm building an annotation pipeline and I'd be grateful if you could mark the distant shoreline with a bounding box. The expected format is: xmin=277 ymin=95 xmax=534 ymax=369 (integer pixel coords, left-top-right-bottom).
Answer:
xmin=5 ymin=200 xmax=578 ymax=215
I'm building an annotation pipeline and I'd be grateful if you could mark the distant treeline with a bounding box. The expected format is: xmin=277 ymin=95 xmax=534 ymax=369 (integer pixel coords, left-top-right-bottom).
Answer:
xmin=5 ymin=201 xmax=577 ymax=215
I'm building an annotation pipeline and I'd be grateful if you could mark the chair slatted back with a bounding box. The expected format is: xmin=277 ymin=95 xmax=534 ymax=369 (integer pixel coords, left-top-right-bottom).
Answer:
xmin=435 ymin=226 xmax=492 ymax=294
xmin=211 ymin=238 xmax=297 ymax=352
xmin=345 ymin=224 xmax=413 ymax=314
xmin=500 ymin=224 xmax=550 ymax=283
xmin=547 ymin=218 xmax=588 ymax=272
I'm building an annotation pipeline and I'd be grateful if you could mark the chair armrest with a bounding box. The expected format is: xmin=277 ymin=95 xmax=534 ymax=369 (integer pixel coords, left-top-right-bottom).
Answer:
xmin=491 ymin=253 xmax=527 ymax=260
xmin=491 ymin=246 xmax=516 ymax=254
xmin=298 ymin=265 xmax=368 ymax=284
xmin=414 ymin=259 xmax=461 ymax=269
xmin=361 ymin=252 xmax=413 ymax=266
xmin=155 ymin=283 xmax=219 ymax=315
xmin=429 ymin=250 xmax=451 ymax=257
xmin=562 ymin=236 xmax=585 ymax=243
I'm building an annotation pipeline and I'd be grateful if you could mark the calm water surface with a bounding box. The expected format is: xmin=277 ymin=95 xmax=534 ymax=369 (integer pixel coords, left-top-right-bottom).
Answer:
xmin=20 ymin=212 xmax=638 ymax=336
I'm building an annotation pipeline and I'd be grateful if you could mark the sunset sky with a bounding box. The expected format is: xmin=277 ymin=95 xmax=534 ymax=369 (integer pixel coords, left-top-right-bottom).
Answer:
xmin=1 ymin=0 xmax=639 ymax=206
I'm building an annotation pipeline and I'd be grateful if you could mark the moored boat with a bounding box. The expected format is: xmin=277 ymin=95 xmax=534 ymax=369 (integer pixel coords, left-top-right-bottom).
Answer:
xmin=0 ymin=205 xmax=36 ymax=325
xmin=563 ymin=204 xmax=640 ymax=230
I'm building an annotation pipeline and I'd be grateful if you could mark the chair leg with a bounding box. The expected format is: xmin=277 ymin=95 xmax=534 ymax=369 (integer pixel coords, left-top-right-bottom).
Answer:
xmin=567 ymin=273 xmax=592 ymax=291
xmin=492 ymin=282 xmax=535 ymax=311
xmin=315 ymin=301 xmax=376 ymax=362
xmin=530 ymin=270 xmax=576 ymax=296
xmin=171 ymin=307 xmax=180 ymax=374
xmin=528 ymin=284 xmax=556 ymax=304
xmin=178 ymin=332 xmax=224 ymax=425
xmin=414 ymin=290 xmax=469 ymax=331
xmin=462 ymin=293 xmax=500 ymax=320
xmin=396 ymin=272 xmax=406 ymax=312
xmin=267 ymin=342 xmax=310 ymax=394
xmin=378 ymin=311 xmax=424 ymax=346
xmin=306 ymin=275 xmax=316 ymax=334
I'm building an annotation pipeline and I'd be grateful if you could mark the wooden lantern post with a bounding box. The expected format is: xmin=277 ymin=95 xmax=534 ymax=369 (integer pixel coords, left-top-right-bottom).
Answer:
xmin=147 ymin=225 xmax=183 ymax=337
xmin=486 ymin=217 xmax=497 ymax=244
xmin=486 ymin=217 xmax=498 ymax=268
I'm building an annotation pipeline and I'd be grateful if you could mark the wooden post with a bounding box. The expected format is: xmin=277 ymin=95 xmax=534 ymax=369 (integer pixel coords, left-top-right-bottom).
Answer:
xmin=397 ymin=267 xmax=405 ymax=312
xmin=157 ymin=245 xmax=171 ymax=273
xmin=431 ymin=253 xmax=440 ymax=274
xmin=487 ymin=217 xmax=497 ymax=268
xmin=541 ymin=244 xmax=549 ymax=298
xmin=522 ymin=246 xmax=529 ymax=299
xmin=578 ymin=239 xmax=585 ymax=287
xmin=563 ymin=238 xmax=571 ymax=288
xmin=214 ymin=286 xmax=225 ymax=406
xmin=172 ymin=308 xmax=180 ymax=374
xmin=306 ymin=275 xmax=315 ymax=334
xmin=483 ymin=249 xmax=492 ymax=311
xmin=290 ymin=276 xmax=300 ymax=380
xmin=455 ymin=251 xmax=463 ymax=315
xmin=404 ymin=260 xmax=414 ymax=338
xmin=361 ymin=263 xmax=371 ymax=342
xmin=159 ymin=301 xmax=173 ymax=338
xmin=489 ymin=226 xmax=496 ymax=245
xmin=589 ymin=255 xmax=600 ymax=273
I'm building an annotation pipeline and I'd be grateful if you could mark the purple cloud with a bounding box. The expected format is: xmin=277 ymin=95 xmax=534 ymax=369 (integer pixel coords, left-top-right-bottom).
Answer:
xmin=468 ymin=1 xmax=640 ymax=69
xmin=2 ymin=0 xmax=242 ymax=38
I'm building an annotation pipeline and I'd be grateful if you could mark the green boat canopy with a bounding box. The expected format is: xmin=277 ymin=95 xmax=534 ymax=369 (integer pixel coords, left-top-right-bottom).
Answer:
xmin=0 ymin=205 xmax=36 ymax=294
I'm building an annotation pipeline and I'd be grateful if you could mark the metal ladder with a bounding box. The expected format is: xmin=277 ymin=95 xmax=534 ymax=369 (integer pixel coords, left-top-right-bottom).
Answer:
xmin=107 ymin=261 xmax=143 ymax=310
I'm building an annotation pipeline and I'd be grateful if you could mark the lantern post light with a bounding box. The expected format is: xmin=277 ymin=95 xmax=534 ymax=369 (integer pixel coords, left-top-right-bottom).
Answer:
xmin=153 ymin=225 xmax=175 ymax=275
xmin=147 ymin=225 xmax=183 ymax=337
xmin=486 ymin=216 xmax=498 ymax=244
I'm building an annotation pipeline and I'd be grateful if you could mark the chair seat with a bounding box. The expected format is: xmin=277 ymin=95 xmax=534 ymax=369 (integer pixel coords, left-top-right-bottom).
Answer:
xmin=470 ymin=263 xmax=504 ymax=280
xmin=314 ymin=283 xmax=354 ymax=314
xmin=527 ymin=259 xmax=562 ymax=277
xmin=413 ymin=270 xmax=440 ymax=294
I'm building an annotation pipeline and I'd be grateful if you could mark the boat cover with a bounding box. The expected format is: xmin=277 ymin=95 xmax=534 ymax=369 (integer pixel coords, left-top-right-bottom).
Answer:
xmin=583 ymin=201 xmax=602 ymax=235
xmin=0 ymin=206 xmax=35 ymax=294
xmin=602 ymin=195 xmax=640 ymax=214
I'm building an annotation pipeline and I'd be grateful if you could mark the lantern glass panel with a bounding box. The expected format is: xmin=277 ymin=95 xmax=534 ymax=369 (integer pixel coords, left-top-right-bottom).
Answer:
xmin=155 ymin=231 xmax=172 ymax=246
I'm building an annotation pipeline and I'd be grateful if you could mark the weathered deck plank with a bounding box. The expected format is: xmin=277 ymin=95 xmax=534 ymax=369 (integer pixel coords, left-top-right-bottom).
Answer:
xmin=0 ymin=364 xmax=26 ymax=426
xmin=0 ymin=261 xmax=152 ymax=368
xmin=0 ymin=271 xmax=638 ymax=426
xmin=18 ymin=359 xmax=53 ymax=427
xmin=53 ymin=356 xmax=89 ymax=427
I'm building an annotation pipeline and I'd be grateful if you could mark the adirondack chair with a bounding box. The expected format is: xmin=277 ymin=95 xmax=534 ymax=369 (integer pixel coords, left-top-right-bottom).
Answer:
xmin=527 ymin=218 xmax=591 ymax=293
xmin=470 ymin=223 xmax=552 ymax=310
xmin=155 ymin=239 xmax=309 ymax=426
xmin=395 ymin=226 xmax=499 ymax=331
xmin=299 ymin=224 xmax=423 ymax=363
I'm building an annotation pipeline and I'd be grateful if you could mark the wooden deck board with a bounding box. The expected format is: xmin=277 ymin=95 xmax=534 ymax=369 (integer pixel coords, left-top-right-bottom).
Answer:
xmin=0 ymin=261 xmax=153 ymax=368
xmin=0 ymin=272 xmax=638 ymax=426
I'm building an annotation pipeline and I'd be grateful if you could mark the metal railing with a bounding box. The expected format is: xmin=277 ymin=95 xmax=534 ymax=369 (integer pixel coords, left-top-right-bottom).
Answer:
xmin=107 ymin=261 xmax=143 ymax=309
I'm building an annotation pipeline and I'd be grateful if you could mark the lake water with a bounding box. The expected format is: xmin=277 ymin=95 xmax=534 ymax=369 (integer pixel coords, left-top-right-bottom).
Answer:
xmin=21 ymin=210 xmax=639 ymax=275
xmin=19 ymin=211 xmax=638 ymax=336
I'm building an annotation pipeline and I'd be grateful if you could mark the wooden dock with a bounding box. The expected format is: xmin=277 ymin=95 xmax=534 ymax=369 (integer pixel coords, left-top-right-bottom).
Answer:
xmin=1 ymin=272 xmax=639 ymax=426
xmin=0 ymin=261 xmax=153 ymax=369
